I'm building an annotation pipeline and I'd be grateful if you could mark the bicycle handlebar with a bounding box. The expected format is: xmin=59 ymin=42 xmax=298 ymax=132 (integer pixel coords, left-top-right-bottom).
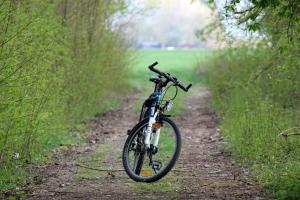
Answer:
xmin=148 ymin=61 xmax=161 ymax=74
xmin=148 ymin=62 xmax=192 ymax=92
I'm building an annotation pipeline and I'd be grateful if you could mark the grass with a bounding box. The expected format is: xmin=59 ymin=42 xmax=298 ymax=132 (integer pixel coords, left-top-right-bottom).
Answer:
xmin=130 ymin=173 xmax=183 ymax=198
xmin=0 ymin=94 xmax=119 ymax=191
xmin=0 ymin=126 xmax=85 ymax=192
xmin=130 ymin=49 xmax=211 ymax=85
xmin=0 ymin=169 xmax=27 ymax=191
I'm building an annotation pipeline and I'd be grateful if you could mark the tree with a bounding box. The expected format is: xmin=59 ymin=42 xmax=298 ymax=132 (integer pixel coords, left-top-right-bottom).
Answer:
xmin=210 ymin=0 xmax=300 ymax=44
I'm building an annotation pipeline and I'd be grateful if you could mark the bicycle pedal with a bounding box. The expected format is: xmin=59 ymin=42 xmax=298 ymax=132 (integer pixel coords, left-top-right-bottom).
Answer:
xmin=127 ymin=129 xmax=131 ymax=135
xmin=152 ymin=161 xmax=162 ymax=170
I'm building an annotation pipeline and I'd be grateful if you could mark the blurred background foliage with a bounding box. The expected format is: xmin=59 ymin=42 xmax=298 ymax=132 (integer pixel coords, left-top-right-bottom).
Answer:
xmin=205 ymin=0 xmax=300 ymax=199
xmin=0 ymin=0 xmax=129 ymax=189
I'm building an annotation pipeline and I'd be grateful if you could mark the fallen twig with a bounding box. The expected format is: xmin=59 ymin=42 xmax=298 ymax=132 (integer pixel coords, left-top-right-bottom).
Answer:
xmin=278 ymin=127 xmax=300 ymax=138
xmin=282 ymin=132 xmax=300 ymax=137
xmin=76 ymin=163 xmax=124 ymax=172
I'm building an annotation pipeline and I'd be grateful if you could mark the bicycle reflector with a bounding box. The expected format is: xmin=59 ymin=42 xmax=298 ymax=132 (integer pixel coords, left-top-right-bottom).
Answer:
xmin=152 ymin=123 xmax=161 ymax=129
xmin=142 ymin=171 xmax=153 ymax=176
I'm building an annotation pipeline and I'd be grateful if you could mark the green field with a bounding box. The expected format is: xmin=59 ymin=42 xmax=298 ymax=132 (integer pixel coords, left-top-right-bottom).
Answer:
xmin=129 ymin=49 xmax=212 ymax=86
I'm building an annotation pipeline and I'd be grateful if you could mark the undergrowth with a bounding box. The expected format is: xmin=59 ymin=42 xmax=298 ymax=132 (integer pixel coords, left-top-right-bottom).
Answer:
xmin=0 ymin=0 xmax=130 ymax=191
xmin=205 ymin=46 xmax=300 ymax=199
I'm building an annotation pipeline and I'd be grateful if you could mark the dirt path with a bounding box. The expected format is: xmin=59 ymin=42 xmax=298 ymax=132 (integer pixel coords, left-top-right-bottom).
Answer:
xmin=23 ymin=87 xmax=269 ymax=199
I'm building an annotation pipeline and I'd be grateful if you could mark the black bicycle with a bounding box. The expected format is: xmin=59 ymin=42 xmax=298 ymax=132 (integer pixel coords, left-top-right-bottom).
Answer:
xmin=122 ymin=62 xmax=192 ymax=182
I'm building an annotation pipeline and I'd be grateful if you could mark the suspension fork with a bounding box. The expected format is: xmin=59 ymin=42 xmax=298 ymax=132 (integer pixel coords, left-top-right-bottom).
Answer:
xmin=144 ymin=107 xmax=159 ymax=149
xmin=152 ymin=128 xmax=160 ymax=147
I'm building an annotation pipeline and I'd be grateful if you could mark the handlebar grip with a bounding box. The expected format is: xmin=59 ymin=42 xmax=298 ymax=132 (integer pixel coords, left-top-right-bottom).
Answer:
xmin=148 ymin=62 xmax=161 ymax=74
xmin=177 ymin=83 xmax=192 ymax=92
xmin=186 ymin=84 xmax=192 ymax=92
xmin=148 ymin=61 xmax=158 ymax=69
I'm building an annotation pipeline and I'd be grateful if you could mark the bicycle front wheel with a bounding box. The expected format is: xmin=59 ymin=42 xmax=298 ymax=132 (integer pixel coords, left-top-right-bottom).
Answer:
xmin=122 ymin=116 xmax=181 ymax=182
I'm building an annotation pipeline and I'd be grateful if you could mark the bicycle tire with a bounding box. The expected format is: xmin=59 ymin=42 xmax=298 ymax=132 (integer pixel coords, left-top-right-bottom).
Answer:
xmin=122 ymin=116 xmax=181 ymax=182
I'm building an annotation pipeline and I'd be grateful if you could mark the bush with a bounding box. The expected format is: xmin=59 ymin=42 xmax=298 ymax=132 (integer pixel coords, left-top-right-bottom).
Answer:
xmin=206 ymin=46 xmax=300 ymax=199
xmin=0 ymin=0 xmax=129 ymax=190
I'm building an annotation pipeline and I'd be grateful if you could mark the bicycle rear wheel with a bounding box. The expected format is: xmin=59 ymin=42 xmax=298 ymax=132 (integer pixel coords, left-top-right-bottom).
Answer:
xmin=122 ymin=116 xmax=181 ymax=182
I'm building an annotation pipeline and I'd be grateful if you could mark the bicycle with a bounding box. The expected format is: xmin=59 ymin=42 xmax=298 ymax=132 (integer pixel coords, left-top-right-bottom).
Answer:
xmin=122 ymin=62 xmax=192 ymax=182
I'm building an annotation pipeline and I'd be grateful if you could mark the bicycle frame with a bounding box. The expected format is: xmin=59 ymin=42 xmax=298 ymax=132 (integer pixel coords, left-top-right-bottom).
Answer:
xmin=139 ymin=62 xmax=191 ymax=150
xmin=144 ymin=84 xmax=163 ymax=148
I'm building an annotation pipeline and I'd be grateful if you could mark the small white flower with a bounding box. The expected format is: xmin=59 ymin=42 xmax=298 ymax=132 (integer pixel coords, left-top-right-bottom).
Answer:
xmin=13 ymin=153 xmax=20 ymax=159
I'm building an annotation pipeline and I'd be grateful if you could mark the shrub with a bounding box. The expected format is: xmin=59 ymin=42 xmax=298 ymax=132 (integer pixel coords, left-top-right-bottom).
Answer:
xmin=206 ymin=45 xmax=300 ymax=199
xmin=0 ymin=0 xmax=129 ymax=190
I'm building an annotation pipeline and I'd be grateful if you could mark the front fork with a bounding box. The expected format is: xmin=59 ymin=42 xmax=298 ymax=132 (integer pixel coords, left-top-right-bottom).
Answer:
xmin=144 ymin=107 xmax=160 ymax=149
